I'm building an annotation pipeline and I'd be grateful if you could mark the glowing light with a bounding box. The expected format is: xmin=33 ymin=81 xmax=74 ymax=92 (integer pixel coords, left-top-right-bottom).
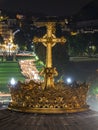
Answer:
xmin=66 ymin=78 xmax=72 ymax=84
xmin=71 ymin=32 xmax=78 ymax=36
xmin=10 ymin=78 xmax=16 ymax=86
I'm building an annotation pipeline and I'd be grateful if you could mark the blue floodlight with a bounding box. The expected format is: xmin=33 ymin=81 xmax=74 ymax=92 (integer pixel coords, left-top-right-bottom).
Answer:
xmin=66 ymin=77 xmax=72 ymax=84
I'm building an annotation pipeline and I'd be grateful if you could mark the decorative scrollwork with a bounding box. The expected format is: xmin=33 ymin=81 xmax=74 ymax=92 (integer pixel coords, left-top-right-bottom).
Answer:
xmin=8 ymin=80 xmax=89 ymax=113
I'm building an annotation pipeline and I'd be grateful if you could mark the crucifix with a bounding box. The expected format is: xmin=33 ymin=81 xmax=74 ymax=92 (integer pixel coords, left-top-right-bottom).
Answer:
xmin=33 ymin=22 xmax=66 ymax=89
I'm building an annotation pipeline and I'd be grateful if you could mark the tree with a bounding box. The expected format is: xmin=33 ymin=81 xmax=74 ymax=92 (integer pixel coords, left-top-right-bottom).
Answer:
xmin=65 ymin=32 xmax=98 ymax=57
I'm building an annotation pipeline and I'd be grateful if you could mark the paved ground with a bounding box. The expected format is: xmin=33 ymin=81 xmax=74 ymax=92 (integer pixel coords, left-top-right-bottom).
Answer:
xmin=0 ymin=109 xmax=98 ymax=130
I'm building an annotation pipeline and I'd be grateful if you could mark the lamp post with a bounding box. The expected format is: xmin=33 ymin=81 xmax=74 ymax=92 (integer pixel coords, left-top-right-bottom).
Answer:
xmin=8 ymin=43 xmax=11 ymax=56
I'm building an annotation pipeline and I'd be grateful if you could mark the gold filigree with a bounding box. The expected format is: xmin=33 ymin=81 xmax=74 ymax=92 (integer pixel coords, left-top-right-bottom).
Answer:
xmin=8 ymin=80 xmax=89 ymax=113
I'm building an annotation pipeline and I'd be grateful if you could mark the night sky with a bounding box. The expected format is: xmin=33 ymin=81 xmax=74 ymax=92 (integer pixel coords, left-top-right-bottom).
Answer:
xmin=0 ymin=0 xmax=93 ymax=16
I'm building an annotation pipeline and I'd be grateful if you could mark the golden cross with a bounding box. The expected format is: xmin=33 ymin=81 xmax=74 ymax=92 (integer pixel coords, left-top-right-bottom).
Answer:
xmin=33 ymin=22 xmax=66 ymax=68
xmin=33 ymin=22 xmax=66 ymax=89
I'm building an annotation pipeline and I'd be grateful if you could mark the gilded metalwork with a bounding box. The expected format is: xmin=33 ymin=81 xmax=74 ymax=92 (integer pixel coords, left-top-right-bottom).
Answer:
xmin=33 ymin=22 xmax=66 ymax=88
xmin=8 ymin=22 xmax=89 ymax=113
xmin=8 ymin=81 xmax=89 ymax=113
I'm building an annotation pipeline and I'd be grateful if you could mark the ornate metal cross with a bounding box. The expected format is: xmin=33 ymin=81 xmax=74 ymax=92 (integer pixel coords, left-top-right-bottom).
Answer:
xmin=33 ymin=22 xmax=66 ymax=89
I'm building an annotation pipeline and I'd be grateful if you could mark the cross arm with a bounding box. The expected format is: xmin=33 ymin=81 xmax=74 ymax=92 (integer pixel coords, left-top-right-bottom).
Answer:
xmin=33 ymin=37 xmax=47 ymax=43
xmin=52 ymin=37 xmax=66 ymax=44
